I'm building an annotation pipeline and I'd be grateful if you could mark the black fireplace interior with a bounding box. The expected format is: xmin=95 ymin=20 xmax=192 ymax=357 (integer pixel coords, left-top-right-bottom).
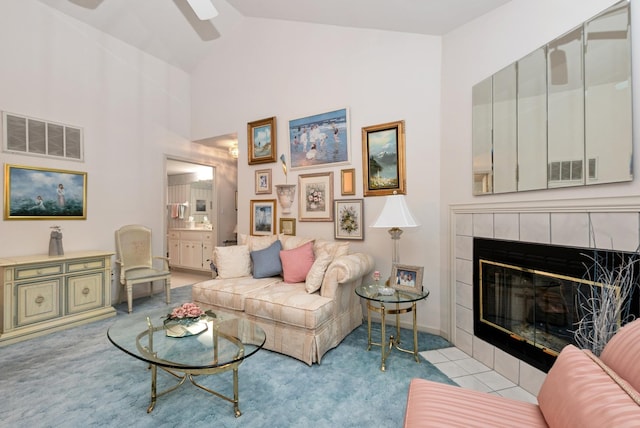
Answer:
xmin=473 ymin=238 xmax=639 ymax=372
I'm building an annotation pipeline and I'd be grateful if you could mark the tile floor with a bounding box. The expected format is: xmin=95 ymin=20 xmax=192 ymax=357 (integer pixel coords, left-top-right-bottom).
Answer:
xmin=420 ymin=347 xmax=538 ymax=404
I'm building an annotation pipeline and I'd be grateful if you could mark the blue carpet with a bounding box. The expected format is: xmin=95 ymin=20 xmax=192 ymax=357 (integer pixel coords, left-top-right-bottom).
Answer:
xmin=0 ymin=286 xmax=456 ymax=428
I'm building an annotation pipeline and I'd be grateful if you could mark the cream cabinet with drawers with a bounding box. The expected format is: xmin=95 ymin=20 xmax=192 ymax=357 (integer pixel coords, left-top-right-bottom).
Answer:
xmin=168 ymin=229 xmax=214 ymax=272
xmin=0 ymin=251 xmax=116 ymax=345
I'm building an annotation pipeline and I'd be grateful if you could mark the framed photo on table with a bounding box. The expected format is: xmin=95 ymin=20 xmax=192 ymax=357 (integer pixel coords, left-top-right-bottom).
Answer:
xmin=362 ymin=120 xmax=406 ymax=196
xmin=4 ymin=164 xmax=87 ymax=220
xmin=288 ymin=108 xmax=350 ymax=170
xmin=334 ymin=199 xmax=364 ymax=240
xmin=248 ymin=117 xmax=277 ymax=165
xmin=255 ymin=169 xmax=272 ymax=194
xmin=298 ymin=172 xmax=334 ymax=222
xmin=391 ymin=264 xmax=424 ymax=294
xmin=250 ymin=199 xmax=277 ymax=235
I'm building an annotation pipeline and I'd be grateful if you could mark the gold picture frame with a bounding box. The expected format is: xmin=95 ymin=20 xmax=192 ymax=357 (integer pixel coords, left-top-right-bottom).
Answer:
xmin=250 ymin=199 xmax=277 ymax=236
xmin=279 ymin=217 xmax=296 ymax=236
xmin=340 ymin=168 xmax=356 ymax=196
xmin=255 ymin=169 xmax=272 ymax=194
xmin=391 ymin=264 xmax=424 ymax=294
xmin=4 ymin=164 xmax=87 ymax=220
xmin=362 ymin=120 xmax=406 ymax=196
xmin=298 ymin=172 xmax=334 ymax=222
xmin=248 ymin=116 xmax=277 ymax=165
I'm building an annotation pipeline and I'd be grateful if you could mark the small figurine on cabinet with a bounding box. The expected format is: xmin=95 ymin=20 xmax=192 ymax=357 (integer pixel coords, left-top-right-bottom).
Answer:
xmin=49 ymin=225 xmax=64 ymax=256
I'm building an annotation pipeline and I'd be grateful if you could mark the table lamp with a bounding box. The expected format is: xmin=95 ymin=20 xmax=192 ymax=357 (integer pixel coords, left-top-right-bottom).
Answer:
xmin=370 ymin=193 xmax=420 ymax=267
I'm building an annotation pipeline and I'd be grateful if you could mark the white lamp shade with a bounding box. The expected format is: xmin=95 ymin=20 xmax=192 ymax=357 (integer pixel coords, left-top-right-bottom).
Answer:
xmin=370 ymin=194 xmax=420 ymax=228
xmin=186 ymin=0 xmax=219 ymax=20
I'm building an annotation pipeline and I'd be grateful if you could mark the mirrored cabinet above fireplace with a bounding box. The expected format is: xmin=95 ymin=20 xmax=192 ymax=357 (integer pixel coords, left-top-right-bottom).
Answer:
xmin=472 ymin=1 xmax=632 ymax=195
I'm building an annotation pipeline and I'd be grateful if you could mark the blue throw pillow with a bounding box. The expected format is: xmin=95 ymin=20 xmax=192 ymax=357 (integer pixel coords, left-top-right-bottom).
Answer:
xmin=250 ymin=239 xmax=283 ymax=278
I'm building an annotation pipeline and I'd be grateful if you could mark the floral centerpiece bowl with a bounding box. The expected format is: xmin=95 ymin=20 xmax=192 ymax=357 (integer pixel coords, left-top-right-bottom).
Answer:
xmin=164 ymin=303 xmax=207 ymax=337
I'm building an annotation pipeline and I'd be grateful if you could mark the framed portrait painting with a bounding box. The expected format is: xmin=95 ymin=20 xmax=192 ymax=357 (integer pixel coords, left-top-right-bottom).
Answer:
xmin=255 ymin=169 xmax=272 ymax=194
xmin=288 ymin=108 xmax=350 ymax=170
xmin=391 ymin=264 xmax=424 ymax=294
xmin=248 ymin=117 xmax=277 ymax=165
xmin=362 ymin=120 xmax=406 ymax=196
xmin=298 ymin=172 xmax=333 ymax=222
xmin=334 ymin=199 xmax=364 ymax=240
xmin=250 ymin=199 xmax=277 ymax=235
xmin=4 ymin=164 xmax=87 ymax=220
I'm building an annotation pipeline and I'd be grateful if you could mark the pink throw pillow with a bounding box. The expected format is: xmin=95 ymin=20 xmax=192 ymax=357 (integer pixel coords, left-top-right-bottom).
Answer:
xmin=280 ymin=241 xmax=315 ymax=283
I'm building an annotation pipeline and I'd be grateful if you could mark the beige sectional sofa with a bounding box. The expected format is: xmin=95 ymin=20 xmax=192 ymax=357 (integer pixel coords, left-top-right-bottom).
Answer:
xmin=403 ymin=318 xmax=640 ymax=427
xmin=192 ymin=234 xmax=374 ymax=365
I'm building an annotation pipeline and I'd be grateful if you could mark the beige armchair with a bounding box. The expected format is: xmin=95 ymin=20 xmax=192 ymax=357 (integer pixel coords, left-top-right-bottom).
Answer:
xmin=115 ymin=224 xmax=171 ymax=313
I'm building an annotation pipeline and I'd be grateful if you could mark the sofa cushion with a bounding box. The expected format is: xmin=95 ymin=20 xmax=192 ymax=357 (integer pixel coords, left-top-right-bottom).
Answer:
xmin=600 ymin=318 xmax=640 ymax=392
xmin=214 ymin=245 xmax=251 ymax=279
xmin=239 ymin=233 xmax=279 ymax=252
xmin=314 ymin=240 xmax=349 ymax=259
xmin=279 ymin=234 xmax=314 ymax=250
xmin=192 ymin=276 xmax=280 ymax=311
xmin=244 ymin=282 xmax=334 ymax=329
xmin=404 ymin=379 xmax=545 ymax=428
xmin=537 ymin=344 xmax=640 ymax=427
xmin=251 ymin=239 xmax=282 ymax=278
xmin=305 ymin=253 xmax=332 ymax=293
xmin=280 ymin=241 xmax=315 ymax=283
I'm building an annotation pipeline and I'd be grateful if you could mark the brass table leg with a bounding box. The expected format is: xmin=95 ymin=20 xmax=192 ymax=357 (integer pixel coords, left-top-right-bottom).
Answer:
xmin=380 ymin=302 xmax=387 ymax=371
xmin=148 ymin=363 xmax=157 ymax=413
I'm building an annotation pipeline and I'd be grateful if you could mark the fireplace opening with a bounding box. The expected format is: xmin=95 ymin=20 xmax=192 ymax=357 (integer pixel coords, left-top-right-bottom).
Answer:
xmin=473 ymin=238 xmax=639 ymax=372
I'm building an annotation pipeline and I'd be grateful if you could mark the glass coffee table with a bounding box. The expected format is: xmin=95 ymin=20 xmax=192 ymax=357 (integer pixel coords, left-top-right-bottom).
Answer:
xmin=107 ymin=308 xmax=265 ymax=417
xmin=355 ymin=284 xmax=429 ymax=371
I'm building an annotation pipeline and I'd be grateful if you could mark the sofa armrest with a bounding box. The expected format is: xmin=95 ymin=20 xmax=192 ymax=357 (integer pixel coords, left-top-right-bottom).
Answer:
xmin=320 ymin=253 xmax=374 ymax=299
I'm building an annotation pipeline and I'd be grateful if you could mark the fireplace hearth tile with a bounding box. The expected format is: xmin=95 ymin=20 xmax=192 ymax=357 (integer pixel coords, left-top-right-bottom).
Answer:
xmin=519 ymin=213 xmax=550 ymax=243
xmin=474 ymin=371 xmax=515 ymax=391
xmin=439 ymin=347 xmax=470 ymax=361
xmin=550 ymin=212 xmax=589 ymax=247
xmin=453 ymin=374 xmax=493 ymax=393
xmin=589 ymin=212 xmax=639 ymax=252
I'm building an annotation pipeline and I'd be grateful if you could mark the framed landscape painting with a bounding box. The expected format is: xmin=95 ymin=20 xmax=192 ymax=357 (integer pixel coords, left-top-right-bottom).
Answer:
xmin=362 ymin=120 xmax=406 ymax=196
xmin=4 ymin=164 xmax=87 ymax=220
xmin=250 ymin=199 xmax=276 ymax=235
xmin=288 ymin=108 xmax=350 ymax=170
xmin=248 ymin=117 xmax=277 ymax=165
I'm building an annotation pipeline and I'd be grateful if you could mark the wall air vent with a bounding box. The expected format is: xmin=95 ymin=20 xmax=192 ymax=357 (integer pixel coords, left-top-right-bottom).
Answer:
xmin=2 ymin=112 xmax=83 ymax=161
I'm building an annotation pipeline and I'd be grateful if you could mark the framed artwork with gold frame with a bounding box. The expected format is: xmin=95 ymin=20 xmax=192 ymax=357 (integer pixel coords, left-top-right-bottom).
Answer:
xmin=255 ymin=169 xmax=272 ymax=194
xmin=340 ymin=168 xmax=356 ymax=196
xmin=4 ymin=164 xmax=87 ymax=220
xmin=250 ymin=199 xmax=277 ymax=235
xmin=361 ymin=120 xmax=406 ymax=196
xmin=279 ymin=217 xmax=296 ymax=236
xmin=248 ymin=116 xmax=277 ymax=165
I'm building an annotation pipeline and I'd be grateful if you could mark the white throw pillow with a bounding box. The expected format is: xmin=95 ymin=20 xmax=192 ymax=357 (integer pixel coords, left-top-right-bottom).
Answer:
xmin=214 ymin=245 xmax=251 ymax=279
xmin=305 ymin=254 xmax=333 ymax=293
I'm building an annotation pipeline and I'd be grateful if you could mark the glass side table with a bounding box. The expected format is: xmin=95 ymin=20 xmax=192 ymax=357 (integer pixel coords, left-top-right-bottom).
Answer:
xmin=355 ymin=284 xmax=430 ymax=371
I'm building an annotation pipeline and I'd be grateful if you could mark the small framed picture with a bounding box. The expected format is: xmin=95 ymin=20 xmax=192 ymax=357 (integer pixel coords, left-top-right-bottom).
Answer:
xmin=334 ymin=199 xmax=364 ymax=240
xmin=390 ymin=264 xmax=424 ymax=294
xmin=341 ymin=168 xmax=356 ymax=196
xmin=279 ymin=217 xmax=296 ymax=236
xmin=362 ymin=120 xmax=406 ymax=196
xmin=248 ymin=116 xmax=277 ymax=165
xmin=255 ymin=169 xmax=272 ymax=194
xmin=250 ymin=199 xmax=277 ymax=235
xmin=298 ymin=172 xmax=334 ymax=222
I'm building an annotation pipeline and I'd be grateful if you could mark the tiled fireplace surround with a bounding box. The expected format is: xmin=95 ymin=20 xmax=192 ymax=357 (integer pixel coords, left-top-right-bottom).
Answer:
xmin=451 ymin=200 xmax=640 ymax=396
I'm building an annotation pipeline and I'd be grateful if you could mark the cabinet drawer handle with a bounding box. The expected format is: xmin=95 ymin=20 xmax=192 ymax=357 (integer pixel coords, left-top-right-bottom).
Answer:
xmin=35 ymin=295 xmax=45 ymax=304
xmin=82 ymin=287 xmax=90 ymax=295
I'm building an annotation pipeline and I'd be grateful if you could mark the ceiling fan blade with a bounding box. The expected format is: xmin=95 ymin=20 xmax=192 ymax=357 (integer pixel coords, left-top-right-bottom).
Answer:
xmin=186 ymin=0 xmax=219 ymax=20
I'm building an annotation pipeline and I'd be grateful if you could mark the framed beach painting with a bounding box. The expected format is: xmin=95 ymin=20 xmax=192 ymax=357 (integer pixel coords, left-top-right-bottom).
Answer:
xmin=362 ymin=120 xmax=406 ymax=196
xmin=334 ymin=199 xmax=364 ymax=240
xmin=298 ymin=172 xmax=334 ymax=222
xmin=248 ymin=117 xmax=277 ymax=165
xmin=255 ymin=169 xmax=272 ymax=194
xmin=4 ymin=164 xmax=87 ymax=220
xmin=391 ymin=264 xmax=424 ymax=294
xmin=250 ymin=199 xmax=277 ymax=235
xmin=288 ymin=108 xmax=350 ymax=170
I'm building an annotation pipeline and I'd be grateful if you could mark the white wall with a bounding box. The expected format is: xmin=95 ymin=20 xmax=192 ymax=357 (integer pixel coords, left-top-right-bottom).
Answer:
xmin=190 ymin=18 xmax=444 ymax=334
xmin=0 ymin=1 xmax=214 ymax=301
